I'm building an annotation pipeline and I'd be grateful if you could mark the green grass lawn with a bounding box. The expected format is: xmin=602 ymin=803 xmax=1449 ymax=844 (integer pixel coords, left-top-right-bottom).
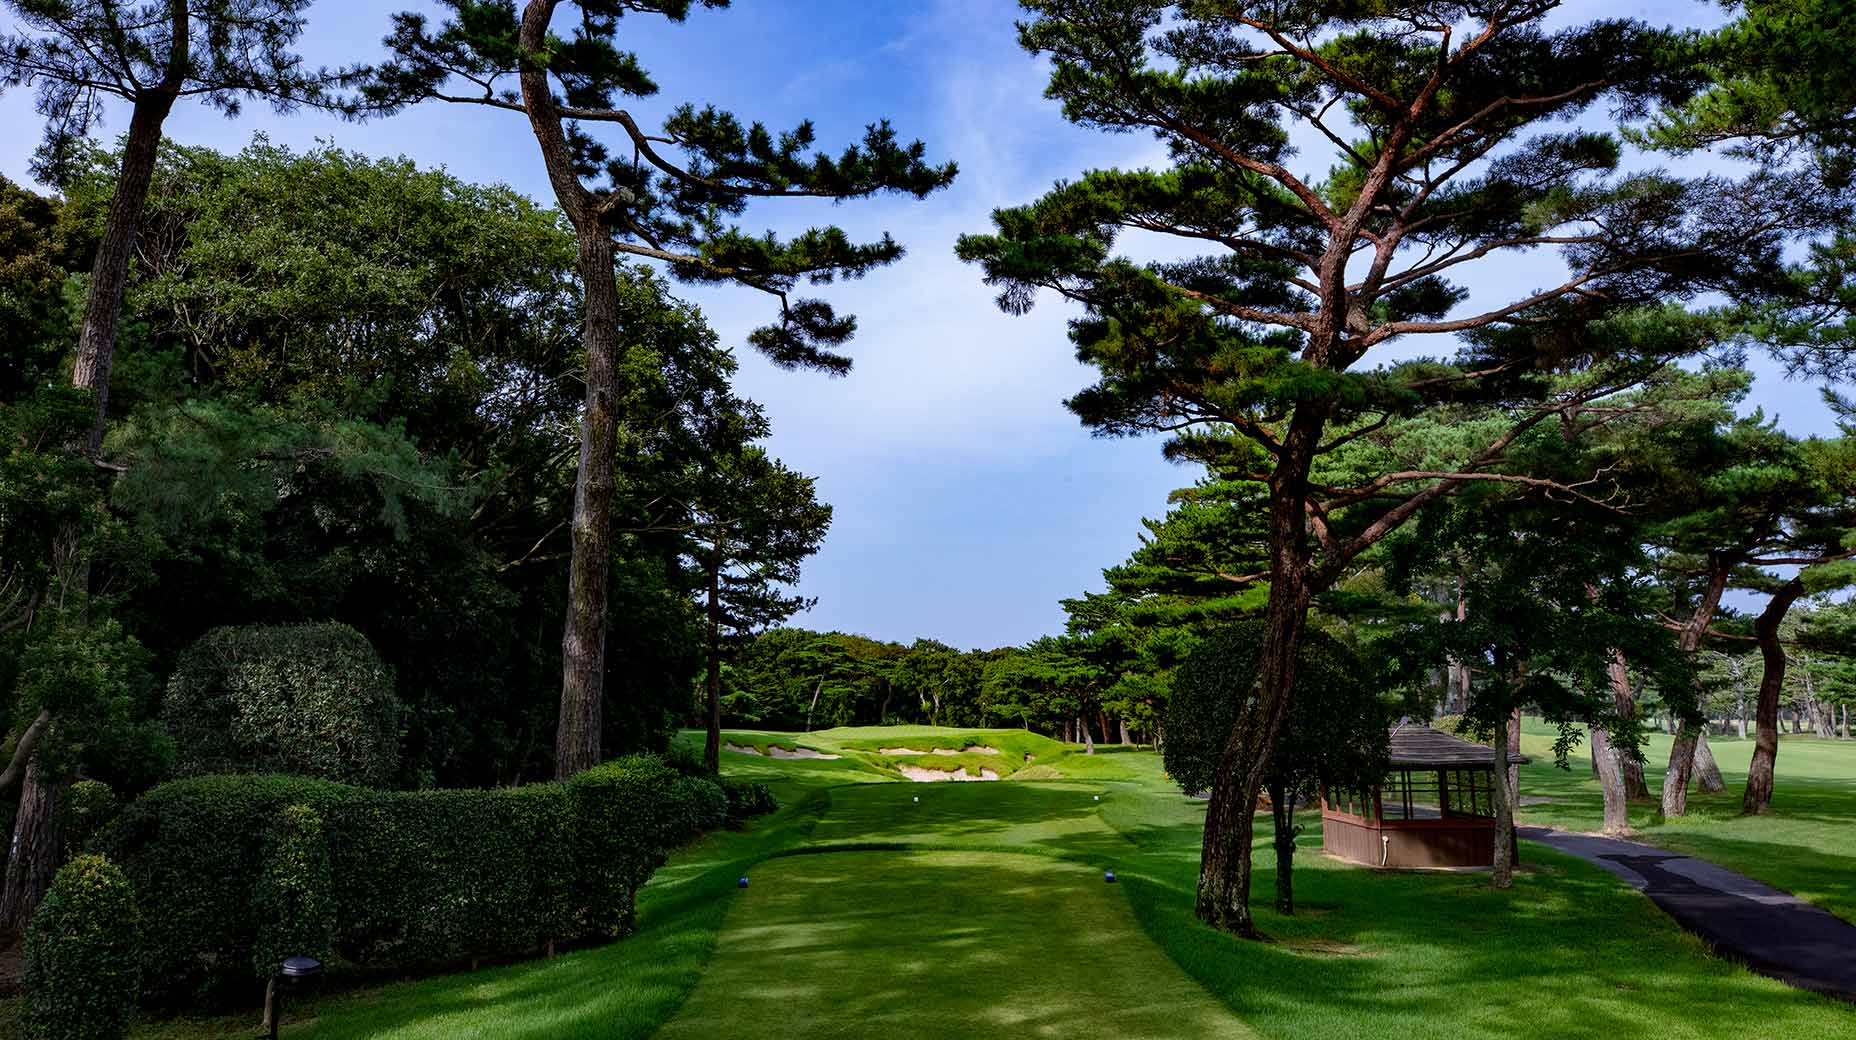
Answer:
xmin=102 ymin=727 xmax=1856 ymax=1039
xmin=1512 ymin=718 xmax=1856 ymax=920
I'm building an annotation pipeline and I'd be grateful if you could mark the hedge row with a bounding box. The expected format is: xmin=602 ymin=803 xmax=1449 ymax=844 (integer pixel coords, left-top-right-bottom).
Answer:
xmin=100 ymin=757 xmax=760 ymax=1006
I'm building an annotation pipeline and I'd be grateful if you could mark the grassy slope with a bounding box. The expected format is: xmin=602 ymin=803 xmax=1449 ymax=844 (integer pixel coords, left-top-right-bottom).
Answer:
xmin=111 ymin=727 xmax=1855 ymax=1039
xmin=1511 ymin=717 xmax=1856 ymax=920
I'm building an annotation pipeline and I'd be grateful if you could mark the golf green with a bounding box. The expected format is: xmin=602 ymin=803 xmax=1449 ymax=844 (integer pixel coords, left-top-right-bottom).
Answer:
xmin=655 ymin=848 xmax=1255 ymax=1039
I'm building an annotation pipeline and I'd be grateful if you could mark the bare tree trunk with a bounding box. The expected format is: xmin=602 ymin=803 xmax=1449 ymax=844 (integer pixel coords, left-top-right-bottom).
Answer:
xmin=0 ymin=757 xmax=64 ymax=931
xmin=1195 ymin=412 xmax=1320 ymax=938
xmin=1507 ymin=706 xmax=1522 ymax=797
xmin=702 ymin=545 xmax=723 ymax=774
xmin=72 ymin=11 xmax=187 ymax=454
xmin=1663 ymin=559 xmax=1731 ymax=817
xmin=553 ymin=230 xmax=621 ymax=779
xmin=1079 ymin=715 xmax=1095 ymax=754
xmin=1267 ymin=777 xmax=1296 ymax=915
xmin=1661 ymin=728 xmax=1697 ymax=817
xmin=1604 ymin=648 xmax=1651 ymax=800
xmin=1491 ymin=711 xmax=1515 ymax=889
xmin=1693 ymin=730 xmax=1725 ymax=794
xmin=1590 ymin=727 xmax=1630 ymax=835
xmin=1119 ymin=717 xmax=1132 ymax=746
xmin=1745 ymin=578 xmax=1804 ymax=815
xmin=516 ymin=1 xmax=627 ymax=779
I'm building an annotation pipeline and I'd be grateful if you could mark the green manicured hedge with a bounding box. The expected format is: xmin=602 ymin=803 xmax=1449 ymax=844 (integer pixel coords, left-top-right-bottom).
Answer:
xmin=102 ymin=756 xmax=746 ymax=1007
xmin=23 ymin=855 xmax=141 ymax=1040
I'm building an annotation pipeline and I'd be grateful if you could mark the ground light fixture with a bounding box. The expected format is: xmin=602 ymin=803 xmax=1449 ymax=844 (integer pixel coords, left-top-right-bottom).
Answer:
xmin=260 ymin=955 xmax=325 ymax=1040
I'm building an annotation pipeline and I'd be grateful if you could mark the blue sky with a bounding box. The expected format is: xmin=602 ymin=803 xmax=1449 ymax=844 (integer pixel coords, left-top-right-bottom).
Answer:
xmin=0 ymin=1 xmax=1839 ymax=649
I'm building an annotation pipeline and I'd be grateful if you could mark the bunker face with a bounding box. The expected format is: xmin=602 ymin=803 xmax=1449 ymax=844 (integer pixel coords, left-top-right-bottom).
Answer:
xmin=879 ymin=745 xmax=1003 ymax=756
xmin=896 ymin=765 xmax=1001 ymax=782
xmin=767 ymin=746 xmax=840 ymax=760
xmin=725 ymin=742 xmax=839 ymax=760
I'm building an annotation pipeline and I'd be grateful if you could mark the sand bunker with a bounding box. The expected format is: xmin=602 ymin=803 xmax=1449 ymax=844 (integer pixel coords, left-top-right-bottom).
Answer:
xmin=767 ymin=746 xmax=840 ymax=760
xmin=897 ymin=765 xmax=1000 ymax=782
xmin=724 ymin=743 xmax=765 ymax=756
xmin=879 ymin=745 xmax=1001 ymax=757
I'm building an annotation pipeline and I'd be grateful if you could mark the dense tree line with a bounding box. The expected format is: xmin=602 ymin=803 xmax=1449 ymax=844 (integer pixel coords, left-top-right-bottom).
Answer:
xmin=0 ymin=138 xmax=829 ymax=927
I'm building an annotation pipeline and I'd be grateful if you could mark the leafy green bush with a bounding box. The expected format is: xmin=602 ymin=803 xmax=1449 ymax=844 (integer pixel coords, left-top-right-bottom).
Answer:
xmin=163 ymin=623 xmax=402 ymax=786
xmin=22 ymin=855 xmax=141 ymax=1040
xmin=720 ymin=777 xmax=777 ymax=821
xmin=249 ymin=805 xmax=335 ymax=978
xmin=1164 ymin=621 xmax=1389 ymax=798
xmin=62 ymin=780 xmax=119 ymax=857
xmin=102 ymin=757 xmax=729 ymax=1006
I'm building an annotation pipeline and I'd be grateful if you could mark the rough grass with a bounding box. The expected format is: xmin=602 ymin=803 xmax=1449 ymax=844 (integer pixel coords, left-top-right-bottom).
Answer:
xmin=82 ymin=725 xmax=1856 ymax=1039
xmin=1511 ymin=717 xmax=1856 ymax=920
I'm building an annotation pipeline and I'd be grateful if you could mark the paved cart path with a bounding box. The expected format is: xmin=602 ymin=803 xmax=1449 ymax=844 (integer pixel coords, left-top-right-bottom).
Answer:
xmin=1521 ymin=825 xmax=1856 ymax=1002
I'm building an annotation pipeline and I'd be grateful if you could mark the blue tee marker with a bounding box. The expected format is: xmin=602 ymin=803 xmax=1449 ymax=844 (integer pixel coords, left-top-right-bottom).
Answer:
xmin=1104 ymin=872 xmax=1117 ymax=884
xmin=738 ymin=877 xmax=749 ymax=889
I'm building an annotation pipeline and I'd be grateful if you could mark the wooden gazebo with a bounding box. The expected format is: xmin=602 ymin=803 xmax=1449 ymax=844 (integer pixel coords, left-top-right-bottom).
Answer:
xmin=1319 ymin=723 xmax=1529 ymax=869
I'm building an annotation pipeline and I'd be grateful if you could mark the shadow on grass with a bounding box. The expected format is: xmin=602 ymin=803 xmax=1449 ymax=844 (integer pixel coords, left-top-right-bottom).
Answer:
xmin=1079 ymin=793 xmax=1856 ymax=1040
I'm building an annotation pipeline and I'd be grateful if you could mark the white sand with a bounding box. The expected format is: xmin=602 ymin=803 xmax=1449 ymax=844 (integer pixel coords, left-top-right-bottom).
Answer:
xmin=767 ymin=746 xmax=840 ymax=760
xmin=896 ymin=765 xmax=1000 ymax=782
xmin=724 ymin=743 xmax=765 ymax=756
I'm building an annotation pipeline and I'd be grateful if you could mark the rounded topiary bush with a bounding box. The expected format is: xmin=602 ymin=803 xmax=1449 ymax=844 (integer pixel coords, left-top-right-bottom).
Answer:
xmin=164 ymin=623 xmax=402 ymax=786
xmin=23 ymin=854 xmax=141 ymax=1040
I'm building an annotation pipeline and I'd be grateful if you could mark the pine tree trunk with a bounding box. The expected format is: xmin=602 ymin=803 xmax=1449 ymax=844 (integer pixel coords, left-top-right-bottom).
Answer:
xmin=1744 ymin=579 xmax=1803 ymax=815
xmin=72 ymin=16 xmax=186 ymax=454
xmin=1590 ymin=727 xmax=1630 ymax=835
xmin=1604 ymin=648 xmax=1651 ymax=800
xmin=0 ymin=757 xmax=64 ymax=931
xmin=1194 ymin=412 xmax=1320 ymax=938
xmin=554 ymin=230 xmax=622 ymax=779
xmin=1693 ymin=730 xmax=1725 ymax=794
xmin=1661 ymin=728 xmax=1697 ymax=817
xmin=1268 ymin=777 xmax=1295 ymax=915
xmin=517 ymin=1 xmax=627 ymax=779
xmin=1663 ymin=559 xmax=1731 ymax=816
xmin=703 ymin=545 xmax=723 ymax=774
xmin=1507 ymin=706 xmax=1521 ymax=798
xmin=1119 ymin=717 xmax=1132 ymax=746
xmin=1491 ymin=711 xmax=1515 ymax=889
xmin=1079 ymin=715 xmax=1095 ymax=754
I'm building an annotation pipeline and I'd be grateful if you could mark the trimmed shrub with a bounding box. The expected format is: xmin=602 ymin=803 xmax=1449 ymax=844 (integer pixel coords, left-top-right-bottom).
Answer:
xmin=250 ymin=805 xmax=335 ymax=978
xmin=720 ymin=777 xmax=777 ymax=821
xmin=101 ymin=774 xmax=349 ymax=1005
xmin=102 ymin=756 xmax=729 ymax=1006
xmin=164 ymin=623 xmax=401 ymax=786
xmin=22 ymin=855 xmax=141 ymax=1040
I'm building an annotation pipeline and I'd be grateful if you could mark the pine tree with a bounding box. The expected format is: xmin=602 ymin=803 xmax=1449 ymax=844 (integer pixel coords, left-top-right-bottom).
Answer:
xmin=365 ymin=1 xmax=955 ymax=776
xmin=958 ymin=0 xmax=1815 ymax=935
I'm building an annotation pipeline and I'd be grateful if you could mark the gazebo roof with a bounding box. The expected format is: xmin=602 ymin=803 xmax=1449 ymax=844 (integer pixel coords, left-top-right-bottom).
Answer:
xmin=1388 ymin=722 xmax=1530 ymax=769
